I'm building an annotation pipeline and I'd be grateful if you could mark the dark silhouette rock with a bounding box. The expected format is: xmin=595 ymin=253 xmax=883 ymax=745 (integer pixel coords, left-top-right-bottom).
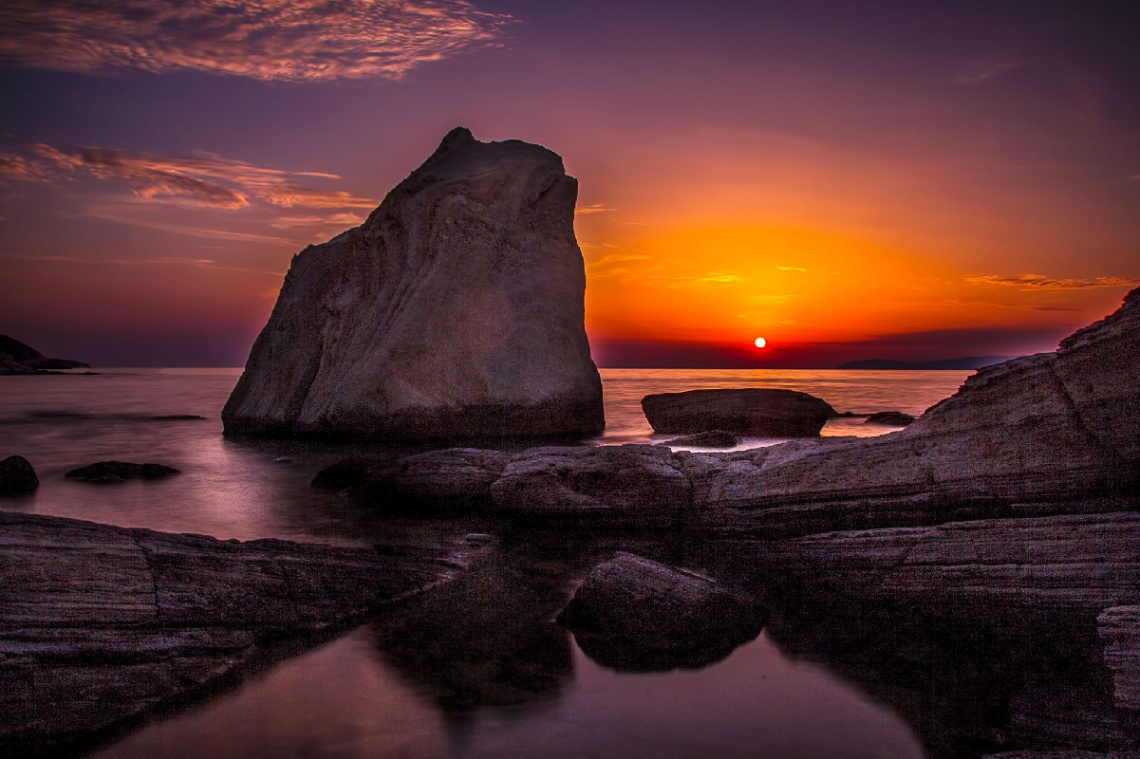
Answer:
xmin=662 ymin=430 xmax=740 ymax=448
xmin=65 ymin=461 xmax=181 ymax=484
xmin=0 ymin=511 xmax=476 ymax=757
xmin=557 ymin=552 xmax=766 ymax=672
xmin=0 ymin=455 xmax=39 ymax=496
xmin=310 ymin=458 xmax=384 ymax=491
xmin=223 ymin=127 xmax=603 ymax=442
xmin=864 ymin=411 xmax=916 ymax=426
xmin=148 ymin=414 xmax=207 ymax=421
xmin=0 ymin=334 xmax=89 ymax=373
xmin=641 ymin=388 xmax=836 ymax=437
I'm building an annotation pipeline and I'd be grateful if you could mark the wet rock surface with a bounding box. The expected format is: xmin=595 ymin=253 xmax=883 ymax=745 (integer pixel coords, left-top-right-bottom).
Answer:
xmin=0 ymin=511 xmax=473 ymax=757
xmin=641 ymin=388 xmax=836 ymax=437
xmin=557 ymin=552 xmax=766 ymax=671
xmin=662 ymin=430 xmax=740 ymax=447
xmin=0 ymin=455 xmax=38 ymax=496
xmin=223 ymin=127 xmax=604 ymax=442
xmin=65 ymin=461 xmax=181 ymax=484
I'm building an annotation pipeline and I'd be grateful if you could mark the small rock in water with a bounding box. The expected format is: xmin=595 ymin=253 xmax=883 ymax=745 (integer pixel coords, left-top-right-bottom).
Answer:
xmin=65 ymin=461 xmax=181 ymax=484
xmin=662 ymin=430 xmax=740 ymax=448
xmin=150 ymin=414 xmax=207 ymax=421
xmin=311 ymin=459 xmax=380 ymax=491
xmin=0 ymin=455 xmax=39 ymax=496
xmin=641 ymin=388 xmax=835 ymax=437
xmin=864 ymin=411 xmax=916 ymax=426
xmin=557 ymin=552 xmax=766 ymax=672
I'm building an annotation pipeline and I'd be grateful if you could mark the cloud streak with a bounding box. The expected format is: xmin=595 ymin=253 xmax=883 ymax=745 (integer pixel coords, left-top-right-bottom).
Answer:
xmin=0 ymin=0 xmax=512 ymax=81
xmin=4 ymin=143 xmax=373 ymax=211
xmin=966 ymin=273 xmax=1140 ymax=290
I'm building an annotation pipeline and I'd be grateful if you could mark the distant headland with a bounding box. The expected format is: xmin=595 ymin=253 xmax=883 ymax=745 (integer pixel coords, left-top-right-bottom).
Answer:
xmin=0 ymin=335 xmax=90 ymax=375
xmin=836 ymin=355 xmax=1012 ymax=370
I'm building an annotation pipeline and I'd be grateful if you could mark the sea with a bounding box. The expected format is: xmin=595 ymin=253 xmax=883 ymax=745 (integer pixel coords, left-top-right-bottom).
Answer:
xmin=1 ymin=367 xmax=974 ymax=758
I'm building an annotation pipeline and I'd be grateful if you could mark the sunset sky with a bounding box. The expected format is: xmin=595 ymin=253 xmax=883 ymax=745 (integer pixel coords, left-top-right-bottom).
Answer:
xmin=1 ymin=0 xmax=1138 ymax=367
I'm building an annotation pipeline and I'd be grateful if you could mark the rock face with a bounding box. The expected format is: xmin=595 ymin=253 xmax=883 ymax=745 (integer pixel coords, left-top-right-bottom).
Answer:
xmin=0 ymin=334 xmax=89 ymax=373
xmin=1100 ymin=606 xmax=1140 ymax=718
xmin=65 ymin=461 xmax=181 ymax=484
xmin=557 ymin=552 xmax=766 ymax=671
xmin=358 ymin=448 xmax=510 ymax=510
xmin=223 ymin=127 xmax=603 ymax=442
xmin=641 ymin=389 xmax=836 ymax=437
xmin=0 ymin=511 xmax=473 ymax=756
xmin=0 ymin=455 xmax=39 ymax=496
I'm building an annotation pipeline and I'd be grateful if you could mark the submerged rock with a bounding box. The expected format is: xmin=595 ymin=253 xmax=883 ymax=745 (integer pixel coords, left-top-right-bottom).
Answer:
xmin=223 ymin=127 xmax=603 ymax=442
xmin=641 ymin=388 xmax=835 ymax=437
xmin=864 ymin=411 xmax=915 ymax=426
xmin=557 ymin=552 xmax=766 ymax=671
xmin=65 ymin=461 xmax=181 ymax=484
xmin=0 ymin=455 xmax=39 ymax=496
xmin=662 ymin=430 xmax=740 ymax=448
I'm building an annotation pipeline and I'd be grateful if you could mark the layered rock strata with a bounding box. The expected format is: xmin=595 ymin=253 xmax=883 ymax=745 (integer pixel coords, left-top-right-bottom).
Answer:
xmin=223 ymin=127 xmax=603 ymax=441
xmin=1100 ymin=606 xmax=1140 ymax=722
xmin=641 ymin=388 xmax=835 ymax=437
xmin=0 ymin=511 xmax=476 ymax=756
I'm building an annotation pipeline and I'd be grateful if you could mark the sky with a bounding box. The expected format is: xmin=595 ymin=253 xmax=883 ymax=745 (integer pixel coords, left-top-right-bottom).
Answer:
xmin=1 ymin=0 xmax=1138 ymax=368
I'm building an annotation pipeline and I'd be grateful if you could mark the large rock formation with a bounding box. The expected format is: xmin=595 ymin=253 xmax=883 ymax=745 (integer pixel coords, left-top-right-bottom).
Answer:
xmin=0 ymin=511 xmax=479 ymax=756
xmin=223 ymin=127 xmax=604 ymax=441
xmin=641 ymin=388 xmax=836 ymax=437
xmin=0 ymin=455 xmax=38 ymax=496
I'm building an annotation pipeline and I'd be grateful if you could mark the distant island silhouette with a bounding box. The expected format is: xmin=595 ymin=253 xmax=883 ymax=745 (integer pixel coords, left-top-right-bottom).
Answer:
xmin=837 ymin=356 xmax=1011 ymax=370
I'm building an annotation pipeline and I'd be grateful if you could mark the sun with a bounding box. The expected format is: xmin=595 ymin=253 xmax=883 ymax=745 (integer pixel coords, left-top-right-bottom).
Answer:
xmin=754 ymin=337 xmax=767 ymax=349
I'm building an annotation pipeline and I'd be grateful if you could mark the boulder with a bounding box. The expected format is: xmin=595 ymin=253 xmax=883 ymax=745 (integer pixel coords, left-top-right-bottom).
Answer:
xmin=641 ymin=388 xmax=835 ymax=437
xmin=65 ymin=461 xmax=180 ymax=484
xmin=0 ymin=455 xmax=39 ymax=496
xmin=556 ymin=552 xmax=766 ymax=671
xmin=358 ymin=448 xmax=510 ymax=510
xmin=662 ymin=430 xmax=740 ymax=448
xmin=490 ymin=445 xmax=693 ymax=523
xmin=864 ymin=411 xmax=915 ymax=426
xmin=223 ymin=127 xmax=603 ymax=442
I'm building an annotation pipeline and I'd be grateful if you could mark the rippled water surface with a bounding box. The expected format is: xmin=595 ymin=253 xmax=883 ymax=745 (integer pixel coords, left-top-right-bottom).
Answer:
xmin=1 ymin=367 xmax=974 ymax=757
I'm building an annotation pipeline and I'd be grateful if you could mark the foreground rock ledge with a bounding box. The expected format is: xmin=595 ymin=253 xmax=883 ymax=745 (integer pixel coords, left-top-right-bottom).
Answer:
xmin=0 ymin=511 xmax=476 ymax=756
xmin=223 ymin=127 xmax=604 ymax=442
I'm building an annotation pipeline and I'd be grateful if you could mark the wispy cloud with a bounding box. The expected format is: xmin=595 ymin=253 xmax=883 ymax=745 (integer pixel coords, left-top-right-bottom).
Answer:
xmin=0 ymin=252 xmax=284 ymax=276
xmin=0 ymin=0 xmax=513 ymax=81
xmin=270 ymin=213 xmax=368 ymax=229
xmin=79 ymin=206 xmax=298 ymax=245
xmin=575 ymin=204 xmax=614 ymax=215
xmin=776 ymin=265 xmax=807 ymax=272
xmin=954 ymin=59 xmax=1026 ymax=85
xmin=966 ymin=273 xmax=1140 ymax=290
xmin=5 ymin=142 xmax=373 ymax=211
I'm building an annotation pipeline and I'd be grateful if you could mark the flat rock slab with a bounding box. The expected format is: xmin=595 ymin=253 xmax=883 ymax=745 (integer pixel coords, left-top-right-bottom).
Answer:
xmin=641 ymin=388 xmax=836 ymax=437
xmin=864 ymin=411 xmax=915 ymax=426
xmin=662 ymin=430 xmax=740 ymax=448
xmin=0 ymin=511 xmax=473 ymax=756
xmin=557 ymin=552 xmax=766 ymax=671
xmin=65 ymin=461 xmax=181 ymax=484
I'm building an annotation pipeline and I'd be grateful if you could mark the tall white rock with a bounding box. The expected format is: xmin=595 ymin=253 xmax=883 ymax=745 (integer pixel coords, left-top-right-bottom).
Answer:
xmin=223 ymin=128 xmax=604 ymax=441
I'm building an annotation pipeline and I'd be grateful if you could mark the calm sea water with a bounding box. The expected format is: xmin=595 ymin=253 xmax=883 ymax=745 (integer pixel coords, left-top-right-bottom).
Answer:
xmin=0 ymin=367 xmax=972 ymax=758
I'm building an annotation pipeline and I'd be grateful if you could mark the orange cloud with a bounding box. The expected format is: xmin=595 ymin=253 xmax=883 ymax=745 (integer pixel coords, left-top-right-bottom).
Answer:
xmin=965 ymin=274 xmax=1140 ymax=290
xmin=0 ymin=0 xmax=513 ymax=81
